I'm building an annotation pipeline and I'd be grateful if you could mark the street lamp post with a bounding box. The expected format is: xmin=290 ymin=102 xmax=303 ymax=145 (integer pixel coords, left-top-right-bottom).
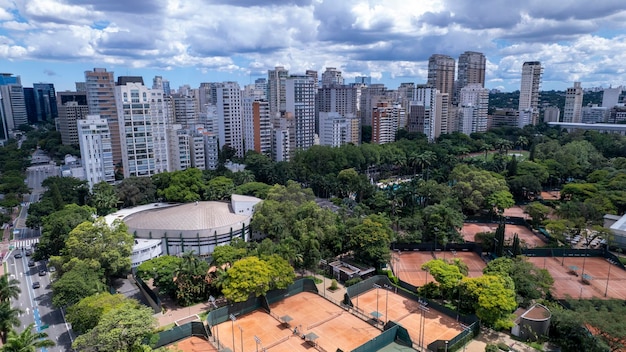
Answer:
xmin=230 ymin=314 xmax=237 ymax=352
xmin=445 ymin=340 xmax=449 ymax=352
xmin=373 ymin=284 xmax=380 ymax=325
xmin=254 ymin=336 xmax=261 ymax=352
xmin=209 ymin=296 xmax=220 ymax=350
xmin=384 ymin=284 xmax=389 ymax=325
xmin=605 ymin=258 xmax=613 ymax=297
xmin=238 ymin=326 xmax=244 ymax=352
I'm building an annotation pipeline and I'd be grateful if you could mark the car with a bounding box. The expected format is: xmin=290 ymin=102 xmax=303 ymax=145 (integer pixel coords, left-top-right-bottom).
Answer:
xmin=38 ymin=270 xmax=46 ymax=276
xmin=28 ymin=260 xmax=35 ymax=267
xmin=25 ymin=250 xmax=32 ymax=256
xmin=32 ymin=282 xmax=40 ymax=289
xmin=14 ymin=253 xmax=22 ymax=259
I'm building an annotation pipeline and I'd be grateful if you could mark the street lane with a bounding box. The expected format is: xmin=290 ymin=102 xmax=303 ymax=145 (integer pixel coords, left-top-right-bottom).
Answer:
xmin=8 ymin=249 xmax=74 ymax=351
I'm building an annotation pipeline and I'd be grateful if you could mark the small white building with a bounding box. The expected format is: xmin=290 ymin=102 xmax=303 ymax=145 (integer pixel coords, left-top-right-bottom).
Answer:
xmin=131 ymin=238 xmax=163 ymax=268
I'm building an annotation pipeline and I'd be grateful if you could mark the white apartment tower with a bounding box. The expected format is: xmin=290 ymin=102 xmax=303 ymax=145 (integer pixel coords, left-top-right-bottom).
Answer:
xmin=318 ymin=112 xmax=359 ymax=147
xmin=216 ymin=82 xmax=244 ymax=157
xmin=407 ymin=85 xmax=448 ymax=141
xmin=285 ymin=76 xmax=316 ymax=150
xmin=268 ymin=66 xmax=289 ymax=116
xmin=85 ymin=68 xmax=122 ymax=165
xmin=518 ymin=61 xmax=543 ymax=125
xmin=115 ymin=78 xmax=169 ymax=178
xmin=456 ymin=51 xmax=486 ymax=104
xmin=602 ymin=86 xmax=622 ymax=108
xmin=77 ymin=114 xmax=115 ymax=188
xmin=563 ymin=82 xmax=583 ymax=123
xmin=458 ymin=84 xmax=489 ymax=135
xmin=372 ymin=101 xmax=404 ymax=145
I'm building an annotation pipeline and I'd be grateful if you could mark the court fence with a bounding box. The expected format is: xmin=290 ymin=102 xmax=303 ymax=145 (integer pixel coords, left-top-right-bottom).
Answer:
xmin=152 ymin=321 xmax=209 ymax=349
xmin=391 ymin=242 xmax=484 ymax=259
xmin=350 ymin=324 xmax=408 ymax=352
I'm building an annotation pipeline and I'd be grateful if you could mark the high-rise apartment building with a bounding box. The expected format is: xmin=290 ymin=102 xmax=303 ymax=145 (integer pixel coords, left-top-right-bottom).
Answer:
xmin=77 ymin=114 xmax=115 ymax=188
xmin=407 ymin=85 xmax=449 ymax=141
xmin=285 ymin=75 xmax=316 ymax=150
xmin=318 ymin=112 xmax=359 ymax=147
xmin=115 ymin=77 xmax=169 ymax=178
xmin=216 ymin=82 xmax=244 ymax=157
xmin=359 ymin=84 xmax=387 ymax=126
xmin=543 ymin=106 xmax=560 ymax=123
xmin=456 ymin=51 xmax=486 ymax=103
xmin=168 ymin=94 xmax=198 ymax=127
xmin=458 ymin=84 xmax=489 ymax=135
xmin=273 ymin=111 xmax=295 ymax=162
xmin=427 ymin=54 xmax=455 ymax=100
xmin=372 ymin=101 xmax=404 ymax=145
xmin=268 ymin=66 xmax=289 ymax=116
xmin=306 ymin=70 xmax=319 ymax=89
xmin=242 ymin=98 xmax=272 ymax=156
xmin=563 ymin=82 xmax=583 ymax=123
xmin=518 ymin=61 xmax=542 ymax=125
xmin=321 ymin=67 xmax=343 ymax=87
xmin=57 ymin=91 xmax=89 ymax=145
xmin=85 ymin=68 xmax=122 ymax=166
xmin=317 ymin=85 xmax=358 ymax=118
xmin=602 ymin=86 xmax=623 ymax=108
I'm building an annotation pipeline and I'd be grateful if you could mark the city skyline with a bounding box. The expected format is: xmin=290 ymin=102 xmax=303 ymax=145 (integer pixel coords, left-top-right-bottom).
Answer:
xmin=1 ymin=1 xmax=626 ymax=92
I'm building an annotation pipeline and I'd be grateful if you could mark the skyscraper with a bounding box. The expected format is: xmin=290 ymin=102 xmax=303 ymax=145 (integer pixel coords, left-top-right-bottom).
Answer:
xmin=407 ymin=85 xmax=448 ymax=141
xmin=456 ymin=51 xmax=486 ymax=103
xmin=242 ymin=98 xmax=272 ymax=156
xmin=267 ymin=66 xmax=289 ymax=117
xmin=518 ymin=61 xmax=543 ymax=125
xmin=57 ymin=91 xmax=89 ymax=145
xmin=285 ymin=75 xmax=316 ymax=150
xmin=458 ymin=84 xmax=489 ymax=135
xmin=0 ymin=73 xmax=27 ymax=132
xmin=85 ymin=68 xmax=122 ymax=166
xmin=115 ymin=77 xmax=169 ymax=178
xmin=321 ymin=67 xmax=344 ymax=87
xmin=427 ymin=54 xmax=456 ymax=99
xmin=216 ymin=82 xmax=244 ymax=157
xmin=563 ymin=82 xmax=583 ymax=123
xmin=77 ymin=114 xmax=115 ymax=188
xmin=32 ymin=83 xmax=58 ymax=122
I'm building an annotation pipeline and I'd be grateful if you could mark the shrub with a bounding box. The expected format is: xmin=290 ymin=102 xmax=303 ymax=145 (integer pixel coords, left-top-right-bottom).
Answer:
xmin=345 ymin=277 xmax=362 ymax=287
xmin=329 ymin=279 xmax=338 ymax=291
xmin=497 ymin=341 xmax=510 ymax=351
xmin=485 ymin=344 xmax=499 ymax=352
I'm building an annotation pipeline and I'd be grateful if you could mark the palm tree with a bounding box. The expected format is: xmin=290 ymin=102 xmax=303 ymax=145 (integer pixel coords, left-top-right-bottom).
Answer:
xmin=1 ymin=324 xmax=55 ymax=352
xmin=0 ymin=302 xmax=21 ymax=343
xmin=0 ymin=276 xmax=20 ymax=303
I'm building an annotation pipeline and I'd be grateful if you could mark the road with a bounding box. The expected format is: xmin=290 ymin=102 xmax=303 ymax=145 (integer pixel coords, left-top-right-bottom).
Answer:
xmin=8 ymin=250 xmax=74 ymax=351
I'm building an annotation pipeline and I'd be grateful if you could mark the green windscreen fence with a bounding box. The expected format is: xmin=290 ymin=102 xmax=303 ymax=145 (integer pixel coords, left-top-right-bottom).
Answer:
xmin=266 ymin=278 xmax=318 ymax=305
xmin=350 ymin=325 xmax=398 ymax=352
xmin=153 ymin=321 xmax=208 ymax=348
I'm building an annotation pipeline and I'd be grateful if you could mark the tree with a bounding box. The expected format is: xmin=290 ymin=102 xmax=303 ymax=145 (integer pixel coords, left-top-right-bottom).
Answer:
xmin=136 ymin=256 xmax=183 ymax=296
xmin=0 ymin=302 xmax=21 ymax=343
xmin=0 ymin=276 xmax=20 ymax=303
xmin=205 ymin=176 xmax=235 ymax=201
xmin=67 ymin=293 xmax=133 ymax=334
xmin=483 ymin=257 xmax=554 ymax=307
xmin=264 ymin=254 xmax=296 ymax=290
xmin=72 ymin=302 xmax=157 ymax=352
xmin=451 ymin=164 xmax=509 ymax=213
xmin=1 ymin=324 xmax=54 ymax=352
xmin=88 ymin=181 xmax=119 ymax=216
xmin=156 ymin=168 xmax=205 ymax=202
xmin=211 ymin=244 xmax=248 ymax=268
xmin=51 ymin=260 xmax=107 ymax=308
xmin=461 ymin=275 xmax=517 ymax=329
xmin=572 ymin=299 xmax=626 ymax=352
xmin=345 ymin=214 xmax=393 ymax=267
xmin=524 ymin=202 xmax=552 ymax=228
xmin=234 ymin=182 xmax=271 ymax=199
xmin=116 ymin=176 xmax=157 ymax=208
xmin=59 ymin=218 xmax=133 ymax=281
xmin=421 ymin=259 xmax=464 ymax=298
xmin=222 ymin=256 xmax=273 ymax=302
xmin=173 ymin=252 xmax=211 ymax=306
xmin=35 ymin=204 xmax=95 ymax=260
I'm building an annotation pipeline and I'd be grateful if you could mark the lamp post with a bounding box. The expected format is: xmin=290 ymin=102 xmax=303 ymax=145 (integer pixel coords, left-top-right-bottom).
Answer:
xmin=605 ymin=256 xmax=613 ymax=297
xmin=254 ymin=336 xmax=261 ymax=352
xmin=209 ymin=296 xmax=219 ymax=350
xmin=373 ymin=283 xmax=380 ymax=324
xmin=238 ymin=325 xmax=244 ymax=352
xmin=230 ymin=314 xmax=237 ymax=352
xmin=445 ymin=340 xmax=449 ymax=352
xmin=433 ymin=227 xmax=438 ymax=253
xmin=383 ymin=284 xmax=389 ymax=325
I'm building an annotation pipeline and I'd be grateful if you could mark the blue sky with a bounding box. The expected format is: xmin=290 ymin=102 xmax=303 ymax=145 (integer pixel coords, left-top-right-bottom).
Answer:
xmin=2 ymin=0 xmax=626 ymax=92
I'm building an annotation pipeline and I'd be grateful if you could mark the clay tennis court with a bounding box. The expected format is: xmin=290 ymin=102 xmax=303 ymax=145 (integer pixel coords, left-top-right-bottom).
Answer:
xmin=525 ymin=256 xmax=626 ymax=300
xmin=393 ymin=251 xmax=486 ymax=288
xmin=167 ymin=336 xmax=217 ymax=351
xmin=461 ymin=223 xmax=545 ymax=248
xmin=353 ymin=287 xmax=463 ymax=348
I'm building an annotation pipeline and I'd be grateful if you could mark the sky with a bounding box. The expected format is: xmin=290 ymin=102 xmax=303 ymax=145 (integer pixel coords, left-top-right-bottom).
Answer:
xmin=2 ymin=0 xmax=626 ymax=93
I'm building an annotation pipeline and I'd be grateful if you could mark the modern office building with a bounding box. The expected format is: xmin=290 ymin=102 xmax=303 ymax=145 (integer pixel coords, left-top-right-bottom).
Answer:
xmin=458 ymin=84 xmax=489 ymax=135
xmin=115 ymin=77 xmax=169 ymax=178
xmin=427 ymin=54 xmax=456 ymax=100
xmin=31 ymin=83 xmax=58 ymax=123
xmin=518 ymin=61 xmax=542 ymax=125
xmin=216 ymin=82 xmax=244 ymax=157
xmin=456 ymin=51 xmax=486 ymax=103
xmin=57 ymin=91 xmax=89 ymax=145
xmin=0 ymin=73 xmax=27 ymax=132
xmin=242 ymin=98 xmax=272 ymax=156
xmin=285 ymin=75 xmax=316 ymax=150
xmin=85 ymin=68 xmax=122 ymax=166
xmin=563 ymin=82 xmax=583 ymax=123
xmin=77 ymin=114 xmax=115 ymax=188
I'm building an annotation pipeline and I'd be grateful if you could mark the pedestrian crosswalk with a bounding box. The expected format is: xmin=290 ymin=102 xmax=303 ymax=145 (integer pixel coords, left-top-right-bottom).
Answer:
xmin=11 ymin=238 xmax=39 ymax=249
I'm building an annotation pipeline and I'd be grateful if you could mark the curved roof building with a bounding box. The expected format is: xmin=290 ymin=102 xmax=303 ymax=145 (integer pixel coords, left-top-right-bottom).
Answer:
xmin=107 ymin=195 xmax=262 ymax=260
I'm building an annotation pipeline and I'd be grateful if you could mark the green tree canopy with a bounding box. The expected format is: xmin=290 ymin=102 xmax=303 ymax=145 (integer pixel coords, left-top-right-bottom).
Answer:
xmin=66 ymin=293 xmax=131 ymax=334
xmin=222 ymin=256 xmax=273 ymax=302
xmin=136 ymin=255 xmax=183 ymax=297
xmin=35 ymin=204 xmax=95 ymax=260
xmin=1 ymin=323 xmax=54 ymax=352
xmin=345 ymin=214 xmax=393 ymax=267
xmin=51 ymin=259 xmax=107 ymax=308
xmin=462 ymin=275 xmax=517 ymax=329
xmin=205 ymin=176 xmax=235 ymax=200
xmin=88 ymin=181 xmax=119 ymax=216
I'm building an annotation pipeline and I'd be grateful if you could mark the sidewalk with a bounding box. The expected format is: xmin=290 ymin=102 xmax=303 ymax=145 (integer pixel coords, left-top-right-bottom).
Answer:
xmin=463 ymin=327 xmax=541 ymax=352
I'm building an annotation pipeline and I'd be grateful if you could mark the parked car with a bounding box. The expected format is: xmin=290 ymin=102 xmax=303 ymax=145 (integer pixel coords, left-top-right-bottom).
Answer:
xmin=38 ymin=270 xmax=46 ymax=276
xmin=14 ymin=253 xmax=22 ymax=259
xmin=28 ymin=260 xmax=35 ymax=267
xmin=32 ymin=282 xmax=40 ymax=289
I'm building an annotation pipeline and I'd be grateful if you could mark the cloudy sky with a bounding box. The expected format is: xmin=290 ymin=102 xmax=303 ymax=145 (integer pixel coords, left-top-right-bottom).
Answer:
xmin=2 ymin=0 xmax=626 ymax=92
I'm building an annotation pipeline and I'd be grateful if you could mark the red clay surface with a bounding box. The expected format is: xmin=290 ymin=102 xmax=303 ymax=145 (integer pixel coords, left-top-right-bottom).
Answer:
xmin=214 ymin=292 xmax=380 ymax=352
xmin=167 ymin=336 xmax=217 ymax=351
xmin=502 ymin=206 xmax=528 ymax=219
xmin=393 ymin=251 xmax=487 ymax=288
xmin=461 ymin=223 xmax=545 ymax=248
xmin=353 ymin=288 xmax=463 ymax=348
xmin=540 ymin=191 xmax=560 ymax=200
xmin=526 ymin=256 xmax=626 ymax=300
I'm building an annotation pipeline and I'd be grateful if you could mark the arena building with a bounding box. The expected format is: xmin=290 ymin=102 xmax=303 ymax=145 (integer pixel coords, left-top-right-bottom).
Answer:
xmin=105 ymin=194 xmax=262 ymax=267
